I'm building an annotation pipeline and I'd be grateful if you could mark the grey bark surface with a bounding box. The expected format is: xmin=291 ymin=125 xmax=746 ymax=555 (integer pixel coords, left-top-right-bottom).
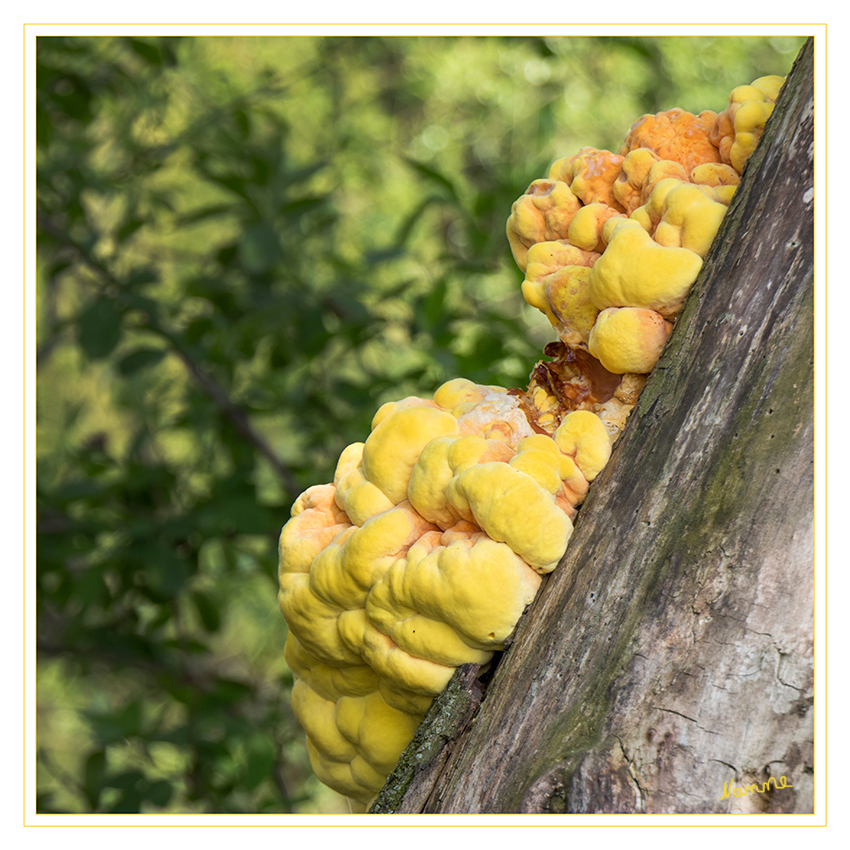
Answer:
xmin=385 ymin=38 xmax=816 ymax=815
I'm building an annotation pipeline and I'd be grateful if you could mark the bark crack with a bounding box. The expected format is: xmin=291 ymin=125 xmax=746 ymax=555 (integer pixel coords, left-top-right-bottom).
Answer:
xmin=615 ymin=735 xmax=646 ymax=812
xmin=711 ymin=758 xmax=739 ymax=775
xmin=653 ymin=706 xmax=698 ymax=724
xmin=653 ymin=706 xmax=721 ymax=736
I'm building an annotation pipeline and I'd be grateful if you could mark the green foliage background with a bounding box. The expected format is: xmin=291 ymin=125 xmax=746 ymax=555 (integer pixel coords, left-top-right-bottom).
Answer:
xmin=35 ymin=33 xmax=805 ymax=814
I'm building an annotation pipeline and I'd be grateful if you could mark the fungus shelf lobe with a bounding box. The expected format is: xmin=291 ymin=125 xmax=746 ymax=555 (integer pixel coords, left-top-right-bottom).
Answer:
xmin=278 ymin=72 xmax=784 ymax=811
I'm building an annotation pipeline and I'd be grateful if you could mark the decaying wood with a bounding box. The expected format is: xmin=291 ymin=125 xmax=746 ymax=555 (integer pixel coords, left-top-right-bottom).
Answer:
xmin=386 ymin=37 xmax=815 ymax=814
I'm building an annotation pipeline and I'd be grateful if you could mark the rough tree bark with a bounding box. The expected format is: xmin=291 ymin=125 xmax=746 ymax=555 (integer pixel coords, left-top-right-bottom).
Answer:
xmin=372 ymin=37 xmax=815 ymax=815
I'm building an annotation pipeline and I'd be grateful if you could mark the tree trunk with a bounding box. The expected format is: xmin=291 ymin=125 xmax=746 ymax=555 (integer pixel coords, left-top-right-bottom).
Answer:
xmin=376 ymin=37 xmax=815 ymax=815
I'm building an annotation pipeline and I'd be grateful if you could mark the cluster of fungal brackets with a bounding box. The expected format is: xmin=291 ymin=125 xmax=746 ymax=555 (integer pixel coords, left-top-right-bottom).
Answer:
xmin=277 ymin=74 xmax=785 ymax=811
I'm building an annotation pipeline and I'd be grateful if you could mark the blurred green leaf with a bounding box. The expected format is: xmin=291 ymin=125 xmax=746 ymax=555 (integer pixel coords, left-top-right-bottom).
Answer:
xmin=83 ymin=750 xmax=106 ymax=809
xmin=88 ymin=701 xmax=143 ymax=745
xmin=405 ymin=157 xmax=460 ymax=202
xmin=192 ymin=590 xmax=221 ymax=633
xmin=146 ymin=780 xmax=173 ymax=807
xmin=117 ymin=347 xmax=166 ymax=375
xmin=76 ymin=297 xmax=123 ymax=359
xmin=127 ymin=38 xmax=166 ymax=66
xmin=238 ymin=222 xmax=281 ymax=274
xmin=117 ymin=216 xmax=145 ymax=242
xmin=244 ymin=740 xmax=275 ymax=790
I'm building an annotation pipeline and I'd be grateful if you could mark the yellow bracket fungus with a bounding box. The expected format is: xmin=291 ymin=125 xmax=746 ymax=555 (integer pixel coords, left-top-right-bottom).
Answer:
xmin=710 ymin=75 xmax=785 ymax=173
xmin=278 ymin=379 xmax=606 ymax=809
xmin=278 ymin=72 xmax=784 ymax=811
xmin=506 ymin=178 xmax=583 ymax=272
xmin=550 ymin=147 xmax=627 ymax=211
xmin=588 ymin=307 xmax=673 ymax=375
xmin=589 ymin=218 xmax=703 ymax=318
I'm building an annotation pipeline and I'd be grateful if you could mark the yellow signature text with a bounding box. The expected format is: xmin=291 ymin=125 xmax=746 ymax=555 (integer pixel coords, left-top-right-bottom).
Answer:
xmin=719 ymin=775 xmax=794 ymax=800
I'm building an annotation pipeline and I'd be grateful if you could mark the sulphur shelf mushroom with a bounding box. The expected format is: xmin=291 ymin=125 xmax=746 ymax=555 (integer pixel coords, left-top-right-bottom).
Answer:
xmin=278 ymin=73 xmax=784 ymax=811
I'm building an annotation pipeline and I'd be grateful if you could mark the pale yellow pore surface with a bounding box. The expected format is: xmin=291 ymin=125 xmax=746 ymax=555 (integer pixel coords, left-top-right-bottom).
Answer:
xmin=588 ymin=306 xmax=673 ymax=375
xmin=378 ymin=677 xmax=436 ymax=718
xmin=406 ymin=435 xmax=462 ymax=528
xmin=750 ymin=74 xmax=785 ymax=102
xmin=432 ymin=376 xmax=493 ymax=411
xmin=367 ymin=531 xmax=542 ymax=649
xmin=710 ymin=75 xmax=785 ymax=173
xmin=361 ymin=405 xmax=459 ymax=505
xmin=335 ymin=691 xmax=426 ymax=777
xmin=370 ymin=395 xmax=441 ymax=430
xmin=689 ymin=162 xmax=740 ymax=190
xmin=279 ymin=483 xmax=351 ymax=575
xmin=299 ymin=683 xmax=427 ymax=807
xmin=590 ymin=219 xmax=703 ymax=318
xmin=645 ymin=181 xmax=728 ymax=257
xmin=284 ymin=633 xmax=378 ymax=702
xmin=729 ymin=99 xmax=775 ymax=172
xmin=309 ymin=503 xmax=437 ymax=611
xmin=408 ymin=434 xmax=515 ymax=529
xmin=374 ymin=605 xmax=494 ymax=668
xmin=567 ymin=202 xmax=624 ymax=252
xmin=554 ymin=410 xmax=613 ymax=482
xmin=291 ymin=679 xmax=359 ymax=764
xmin=333 ymin=442 xmax=365 ymax=484
xmin=506 ymin=178 xmax=583 ymax=271
xmin=629 ymin=176 xmax=681 ymax=234
xmin=337 ymin=607 xmax=456 ymax=696
xmin=541 ymin=265 xmax=599 ymax=347
xmin=279 ymin=572 xmax=361 ymax=666
xmin=511 ymin=433 xmax=589 ymax=499
xmin=447 ymin=461 xmax=573 ymax=573
xmin=335 ymin=466 xmax=396 ymax=526
xmin=508 ymin=442 xmax=564 ymax=494
xmin=613 ymin=148 xmax=659 ymax=214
